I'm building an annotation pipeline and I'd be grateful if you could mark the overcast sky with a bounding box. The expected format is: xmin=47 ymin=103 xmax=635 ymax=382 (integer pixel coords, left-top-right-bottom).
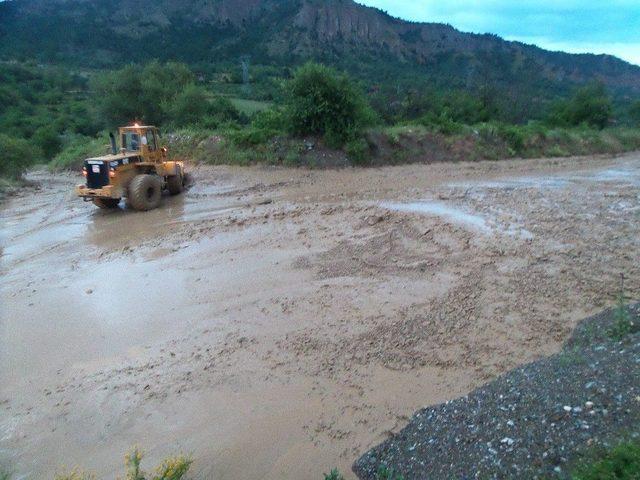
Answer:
xmin=356 ymin=1 xmax=640 ymax=65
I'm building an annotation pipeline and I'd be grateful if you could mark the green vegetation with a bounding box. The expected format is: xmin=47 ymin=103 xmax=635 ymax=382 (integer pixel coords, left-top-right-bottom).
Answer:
xmin=1 ymin=59 xmax=640 ymax=182
xmin=0 ymin=133 xmax=43 ymax=178
xmin=50 ymin=134 xmax=108 ymax=170
xmin=608 ymin=275 xmax=636 ymax=341
xmin=323 ymin=468 xmax=345 ymax=480
xmin=549 ymin=83 xmax=614 ymax=129
xmin=229 ymin=98 xmax=272 ymax=116
xmin=285 ymin=62 xmax=376 ymax=147
xmin=54 ymin=447 xmax=191 ymax=480
xmin=571 ymin=441 xmax=640 ymax=480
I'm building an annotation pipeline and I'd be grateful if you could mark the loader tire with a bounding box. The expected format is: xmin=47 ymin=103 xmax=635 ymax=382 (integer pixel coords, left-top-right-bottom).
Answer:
xmin=93 ymin=198 xmax=120 ymax=209
xmin=166 ymin=173 xmax=184 ymax=195
xmin=128 ymin=174 xmax=162 ymax=211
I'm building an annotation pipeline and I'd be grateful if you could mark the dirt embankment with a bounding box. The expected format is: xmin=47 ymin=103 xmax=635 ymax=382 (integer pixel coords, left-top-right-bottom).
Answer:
xmin=1 ymin=153 xmax=639 ymax=479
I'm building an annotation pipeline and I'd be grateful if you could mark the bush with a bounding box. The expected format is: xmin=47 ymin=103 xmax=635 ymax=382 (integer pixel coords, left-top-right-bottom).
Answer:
xmin=33 ymin=126 xmax=62 ymax=159
xmin=50 ymin=134 xmax=107 ymax=170
xmin=55 ymin=447 xmax=191 ymax=480
xmin=227 ymin=127 xmax=279 ymax=147
xmin=169 ymin=84 xmax=211 ymax=127
xmin=0 ymin=133 xmax=43 ymax=178
xmin=571 ymin=441 xmax=640 ymax=480
xmin=497 ymin=124 xmax=526 ymax=154
xmin=285 ymin=62 xmax=376 ymax=147
xmin=420 ymin=111 xmax=466 ymax=135
xmin=549 ymin=82 xmax=613 ymax=129
xmin=629 ymin=101 xmax=640 ymax=127
xmin=251 ymin=108 xmax=286 ymax=131
xmin=345 ymin=137 xmax=371 ymax=165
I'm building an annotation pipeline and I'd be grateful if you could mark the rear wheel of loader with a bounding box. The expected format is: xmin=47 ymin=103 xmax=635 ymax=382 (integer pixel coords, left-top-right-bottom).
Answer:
xmin=128 ymin=174 xmax=163 ymax=211
xmin=166 ymin=173 xmax=184 ymax=195
xmin=93 ymin=198 xmax=120 ymax=209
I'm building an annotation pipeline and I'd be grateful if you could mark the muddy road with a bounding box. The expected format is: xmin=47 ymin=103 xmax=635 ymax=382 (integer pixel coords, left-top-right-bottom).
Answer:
xmin=1 ymin=153 xmax=639 ymax=479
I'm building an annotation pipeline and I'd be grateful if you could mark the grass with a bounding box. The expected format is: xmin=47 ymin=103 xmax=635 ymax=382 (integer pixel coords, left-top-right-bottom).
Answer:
xmin=609 ymin=294 xmax=634 ymax=341
xmin=377 ymin=123 xmax=640 ymax=165
xmin=323 ymin=469 xmax=344 ymax=480
xmin=229 ymin=98 xmax=272 ymax=116
xmin=570 ymin=441 xmax=640 ymax=480
xmin=53 ymin=447 xmax=191 ymax=480
xmin=50 ymin=134 xmax=109 ymax=171
xmin=608 ymin=275 xmax=636 ymax=341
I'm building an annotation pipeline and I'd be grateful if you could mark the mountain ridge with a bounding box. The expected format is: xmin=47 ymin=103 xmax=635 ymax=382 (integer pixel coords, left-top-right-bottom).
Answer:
xmin=1 ymin=0 xmax=639 ymax=96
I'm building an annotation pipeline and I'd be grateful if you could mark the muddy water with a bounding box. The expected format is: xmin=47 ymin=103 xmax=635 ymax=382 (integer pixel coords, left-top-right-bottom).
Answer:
xmin=1 ymin=154 xmax=640 ymax=479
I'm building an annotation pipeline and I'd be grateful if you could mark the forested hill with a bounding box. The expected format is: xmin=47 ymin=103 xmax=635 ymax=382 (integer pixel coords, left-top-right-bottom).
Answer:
xmin=1 ymin=0 xmax=640 ymax=99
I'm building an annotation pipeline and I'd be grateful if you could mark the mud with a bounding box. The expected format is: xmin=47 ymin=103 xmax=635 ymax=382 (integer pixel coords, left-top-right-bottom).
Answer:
xmin=1 ymin=153 xmax=639 ymax=479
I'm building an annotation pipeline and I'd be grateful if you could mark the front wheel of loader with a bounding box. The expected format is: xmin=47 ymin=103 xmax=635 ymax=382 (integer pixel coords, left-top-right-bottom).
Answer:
xmin=166 ymin=173 xmax=184 ymax=195
xmin=128 ymin=174 xmax=163 ymax=211
xmin=93 ymin=198 xmax=120 ymax=209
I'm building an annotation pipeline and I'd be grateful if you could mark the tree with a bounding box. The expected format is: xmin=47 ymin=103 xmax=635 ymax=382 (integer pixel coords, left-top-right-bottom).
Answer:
xmin=548 ymin=82 xmax=613 ymax=129
xmin=92 ymin=62 xmax=195 ymax=127
xmin=285 ymin=62 xmax=376 ymax=147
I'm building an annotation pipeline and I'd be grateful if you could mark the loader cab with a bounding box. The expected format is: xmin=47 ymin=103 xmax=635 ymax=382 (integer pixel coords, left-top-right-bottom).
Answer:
xmin=119 ymin=125 xmax=164 ymax=162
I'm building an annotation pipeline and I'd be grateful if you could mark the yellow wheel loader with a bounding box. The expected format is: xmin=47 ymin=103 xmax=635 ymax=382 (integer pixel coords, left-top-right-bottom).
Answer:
xmin=75 ymin=125 xmax=185 ymax=211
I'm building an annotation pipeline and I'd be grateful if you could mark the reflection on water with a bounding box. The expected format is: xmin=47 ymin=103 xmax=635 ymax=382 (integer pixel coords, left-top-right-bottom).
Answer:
xmin=381 ymin=200 xmax=490 ymax=232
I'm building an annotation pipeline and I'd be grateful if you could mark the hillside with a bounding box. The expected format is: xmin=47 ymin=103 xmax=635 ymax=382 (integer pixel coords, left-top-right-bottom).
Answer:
xmin=1 ymin=0 xmax=640 ymax=101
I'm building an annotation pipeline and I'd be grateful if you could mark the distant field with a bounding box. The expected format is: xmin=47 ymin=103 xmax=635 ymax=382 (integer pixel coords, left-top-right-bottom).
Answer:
xmin=229 ymin=98 xmax=272 ymax=115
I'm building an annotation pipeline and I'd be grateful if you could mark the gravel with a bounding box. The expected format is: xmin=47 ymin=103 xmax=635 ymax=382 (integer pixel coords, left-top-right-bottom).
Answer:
xmin=353 ymin=303 xmax=640 ymax=479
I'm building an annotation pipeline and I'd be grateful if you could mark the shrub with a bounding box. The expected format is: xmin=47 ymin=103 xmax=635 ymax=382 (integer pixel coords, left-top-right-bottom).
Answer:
xmin=0 ymin=133 xmax=43 ymax=178
xmin=33 ymin=126 xmax=62 ymax=159
xmin=50 ymin=134 xmax=107 ymax=170
xmin=55 ymin=447 xmax=191 ymax=480
xmin=345 ymin=137 xmax=371 ymax=165
xmin=571 ymin=441 xmax=640 ymax=480
xmin=227 ymin=127 xmax=279 ymax=147
xmin=420 ymin=111 xmax=465 ymax=135
xmin=169 ymin=84 xmax=211 ymax=127
xmin=548 ymin=82 xmax=613 ymax=129
xmin=251 ymin=108 xmax=286 ymax=131
xmin=323 ymin=469 xmax=344 ymax=480
xmin=285 ymin=62 xmax=376 ymax=147
xmin=629 ymin=100 xmax=640 ymax=127
xmin=497 ymin=124 xmax=526 ymax=154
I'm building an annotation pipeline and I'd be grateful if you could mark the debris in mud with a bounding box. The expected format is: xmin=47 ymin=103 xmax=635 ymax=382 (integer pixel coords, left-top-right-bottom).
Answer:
xmin=353 ymin=304 xmax=640 ymax=480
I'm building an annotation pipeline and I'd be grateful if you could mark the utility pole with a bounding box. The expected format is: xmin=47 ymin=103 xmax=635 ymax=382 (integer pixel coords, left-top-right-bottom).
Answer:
xmin=241 ymin=55 xmax=251 ymax=95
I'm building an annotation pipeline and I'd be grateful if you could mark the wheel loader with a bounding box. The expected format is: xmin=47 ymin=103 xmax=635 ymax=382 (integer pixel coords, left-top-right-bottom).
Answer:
xmin=75 ymin=125 xmax=185 ymax=211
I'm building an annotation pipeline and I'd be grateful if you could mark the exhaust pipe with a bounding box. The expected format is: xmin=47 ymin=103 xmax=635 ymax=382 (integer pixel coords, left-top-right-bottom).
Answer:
xmin=109 ymin=132 xmax=117 ymax=155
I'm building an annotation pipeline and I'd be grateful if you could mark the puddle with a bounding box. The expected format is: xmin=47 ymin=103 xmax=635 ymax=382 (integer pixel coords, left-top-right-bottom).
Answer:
xmin=587 ymin=167 xmax=640 ymax=186
xmin=381 ymin=201 xmax=491 ymax=232
xmin=380 ymin=201 xmax=534 ymax=240
xmin=449 ymin=176 xmax=570 ymax=190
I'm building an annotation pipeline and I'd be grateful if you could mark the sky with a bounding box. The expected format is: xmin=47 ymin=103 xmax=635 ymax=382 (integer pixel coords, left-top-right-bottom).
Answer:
xmin=356 ymin=1 xmax=640 ymax=65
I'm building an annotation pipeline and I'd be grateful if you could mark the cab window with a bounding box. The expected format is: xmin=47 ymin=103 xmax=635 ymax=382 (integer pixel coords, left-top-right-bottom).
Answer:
xmin=145 ymin=131 xmax=157 ymax=151
xmin=122 ymin=132 xmax=141 ymax=151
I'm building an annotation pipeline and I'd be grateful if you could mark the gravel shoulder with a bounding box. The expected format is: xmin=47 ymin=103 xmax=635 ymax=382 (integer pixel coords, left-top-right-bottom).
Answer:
xmin=354 ymin=304 xmax=640 ymax=479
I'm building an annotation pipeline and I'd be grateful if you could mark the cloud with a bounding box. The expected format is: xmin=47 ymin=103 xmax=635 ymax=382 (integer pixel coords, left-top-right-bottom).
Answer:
xmin=357 ymin=0 xmax=640 ymax=65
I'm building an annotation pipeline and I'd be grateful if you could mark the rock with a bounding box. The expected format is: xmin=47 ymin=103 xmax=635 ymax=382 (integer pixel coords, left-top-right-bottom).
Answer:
xmin=500 ymin=437 xmax=515 ymax=446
